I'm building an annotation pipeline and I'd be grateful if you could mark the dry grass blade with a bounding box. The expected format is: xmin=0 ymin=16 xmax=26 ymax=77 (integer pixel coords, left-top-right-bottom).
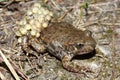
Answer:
xmin=0 ymin=50 xmax=20 ymax=80
xmin=0 ymin=71 xmax=6 ymax=80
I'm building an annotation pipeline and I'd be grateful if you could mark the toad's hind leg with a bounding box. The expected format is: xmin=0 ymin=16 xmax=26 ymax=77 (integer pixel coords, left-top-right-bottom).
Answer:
xmin=62 ymin=55 xmax=92 ymax=73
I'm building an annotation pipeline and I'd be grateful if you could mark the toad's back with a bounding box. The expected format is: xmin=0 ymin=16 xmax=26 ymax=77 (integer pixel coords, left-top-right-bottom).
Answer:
xmin=41 ymin=22 xmax=87 ymax=46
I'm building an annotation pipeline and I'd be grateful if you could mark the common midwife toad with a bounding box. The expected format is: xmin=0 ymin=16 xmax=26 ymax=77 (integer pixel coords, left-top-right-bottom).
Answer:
xmin=23 ymin=22 xmax=96 ymax=73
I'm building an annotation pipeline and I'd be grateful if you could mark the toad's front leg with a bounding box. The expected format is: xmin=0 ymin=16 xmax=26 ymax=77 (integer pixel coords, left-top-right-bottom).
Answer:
xmin=21 ymin=36 xmax=46 ymax=56
xmin=62 ymin=55 xmax=93 ymax=73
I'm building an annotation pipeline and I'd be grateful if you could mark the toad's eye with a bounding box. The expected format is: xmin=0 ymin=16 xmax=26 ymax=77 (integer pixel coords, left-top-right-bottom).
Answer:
xmin=84 ymin=30 xmax=92 ymax=36
xmin=76 ymin=43 xmax=84 ymax=49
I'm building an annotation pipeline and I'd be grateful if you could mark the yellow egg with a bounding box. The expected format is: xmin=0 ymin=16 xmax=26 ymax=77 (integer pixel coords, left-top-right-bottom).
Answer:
xmin=27 ymin=10 xmax=32 ymax=16
xmin=18 ymin=37 xmax=22 ymax=43
xmin=43 ymin=9 xmax=49 ymax=15
xmin=38 ymin=10 xmax=42 ymax=14
xmin=29 ymin=20 xmax=34 ymax=25
xmin=30 ymin=30 xmax=37 ymax=36
xmin=19 ymin=19 xmax=27 ymax=25
xmin=32 ymin=7 xmax=39 ymax=14
xmin=37 ymin=15 xmax=44 ymax=22
xmin=39 ymin=7 xmax=45 ymax=12
xmin=19 ymin=27 xmax=27 ymax=35
xmin=25 ymin=24 xmax=31 ymax=30
xmin=39 ymin=18 xmax=44 ymax=23
xmin=31 ymin=24 xmax=39 ymax=30
xmin=45 ymin=15 xmax=51 ymax=20
xmin=15 ymin=31 xmax=22 ymax=36
xmin=15 ymin=21 xmax=19 ymax=25
xmin=35 ymin=20 xmax=41 ymax=28
xmin=34 ymin=3 xmax=41 ymax=8
xmin=36 ymin=32 xmax=40 ymax=38
xmin=40 ymin=14 xmax=45 ymax=18
xmin=49 ymin=12 xmax=53 ymax=16
xmin=42 ymin=22 xmax=48 ymax=28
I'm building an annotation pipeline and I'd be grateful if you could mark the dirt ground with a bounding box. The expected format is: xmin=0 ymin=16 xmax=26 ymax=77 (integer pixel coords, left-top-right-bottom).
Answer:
xmin=0 ymin=0 xmax=120 ymax=80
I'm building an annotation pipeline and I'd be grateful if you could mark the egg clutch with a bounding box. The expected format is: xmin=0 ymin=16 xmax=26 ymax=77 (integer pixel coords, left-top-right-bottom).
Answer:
xmin=15 ymin=3 xmax=53 ymax=43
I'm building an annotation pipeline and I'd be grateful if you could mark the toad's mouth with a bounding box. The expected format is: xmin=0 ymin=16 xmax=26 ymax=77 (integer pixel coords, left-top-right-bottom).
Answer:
xmin=73 ymin=45 xmax=95 ymax=55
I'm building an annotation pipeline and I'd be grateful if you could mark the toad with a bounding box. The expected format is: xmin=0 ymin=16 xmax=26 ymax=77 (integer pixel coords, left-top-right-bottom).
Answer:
xmin=22 ymin=22 xmax=96 ymax=73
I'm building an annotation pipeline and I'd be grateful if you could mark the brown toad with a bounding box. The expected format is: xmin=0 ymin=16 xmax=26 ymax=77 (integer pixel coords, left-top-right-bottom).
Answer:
xmin=22 ymin=22 xmax=96 ymax=73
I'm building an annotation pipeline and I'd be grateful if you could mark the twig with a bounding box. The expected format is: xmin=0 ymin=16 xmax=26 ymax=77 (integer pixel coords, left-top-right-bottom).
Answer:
xmin=50 ymin=0 xmax=61 ymax=10
xmin=0 ymin=0 xmax=14 ymax=8
xmin=88 ymin=8 xmax=120 ymax=15
xmin=100 ymin=23 xmax=120 ymax=26
xmin=82 ymin=17 xmax=108 ymax=27
xmin=0 ymin=50 xmax=20 ymax=80
xmin=9 ymin=58 xmax=29 ymax=80
xmin=57 ymin=8 xmax=73 ymax=22
xmin=110 ymin=10 xmax=117 ymax=80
